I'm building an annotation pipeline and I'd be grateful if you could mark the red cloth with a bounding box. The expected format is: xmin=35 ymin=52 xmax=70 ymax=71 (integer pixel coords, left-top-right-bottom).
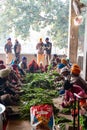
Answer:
xmin=12 ymin=64 xmax=18 ymax=71
xmin=65 ymin=84 xmax=86 ymax=102
xmin=28 ymin=60 xmax=39 ymax=72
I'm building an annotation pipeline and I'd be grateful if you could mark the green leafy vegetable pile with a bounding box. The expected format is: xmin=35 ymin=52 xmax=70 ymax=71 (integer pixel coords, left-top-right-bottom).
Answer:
xmin=19 ymin=71 xmax=63 ymax=120
xmin=55 ymin=116 xmax=72 ymax=124
xmin=80 ymin=115 xmax=87 ymax=130
xmin=24 ymin=71 xmax=63 ymax=89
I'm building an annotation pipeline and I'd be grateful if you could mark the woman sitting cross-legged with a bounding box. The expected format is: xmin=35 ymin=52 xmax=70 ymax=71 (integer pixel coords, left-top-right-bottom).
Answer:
xmin=62 ymin=80 xmax=87 ymax=109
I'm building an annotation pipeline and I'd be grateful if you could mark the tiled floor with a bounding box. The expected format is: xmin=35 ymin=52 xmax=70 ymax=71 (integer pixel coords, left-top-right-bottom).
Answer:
xmin=6 ymin=120 xmax=31 ymax=130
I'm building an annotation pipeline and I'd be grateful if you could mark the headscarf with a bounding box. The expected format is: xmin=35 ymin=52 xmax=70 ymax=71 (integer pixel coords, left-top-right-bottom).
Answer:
xmin=22 ymin=56 xmax=27 ymax=61
xmin=61 ymin=67 xmax=70 ymax=74
xmin=0 ymin=67 xmax=11 ymax=78
xmin=61 ymin=58 xmax=67 ymax=65
xmin=71 ymin=64 xmax=80 ymax=75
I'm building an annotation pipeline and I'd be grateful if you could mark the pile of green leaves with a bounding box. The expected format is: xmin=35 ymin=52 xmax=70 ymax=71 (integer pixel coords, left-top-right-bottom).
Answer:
xmin=60 ymin=108 xmax=71 ymax=115
xmin=80 ymin=115 xmax=87 ymax=130
xmin=19 ymin=71 xmax=63 ymax=120
xmin=55 ymin=116 xmax=72 ymax=124
xmin=19 ymin=87 xmax=59 ymax=119
xmin=24 ymin=71 xmax=63 ymax=89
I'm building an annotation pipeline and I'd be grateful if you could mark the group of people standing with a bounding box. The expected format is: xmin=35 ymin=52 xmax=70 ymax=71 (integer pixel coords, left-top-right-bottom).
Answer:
xmin=4 ymin=38 xmax=21 ymax=65
xmin=4 ymin=37 xmax=52 ymax=67
xmin=36 ymin=37 xmax=52 ymax=66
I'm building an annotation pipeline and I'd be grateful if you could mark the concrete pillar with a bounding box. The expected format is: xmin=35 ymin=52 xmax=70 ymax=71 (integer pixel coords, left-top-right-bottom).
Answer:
xmin=68 ymin=0 xmax=79 ymax=63
xmin=83 ymin=13 xmax=87 ymax=80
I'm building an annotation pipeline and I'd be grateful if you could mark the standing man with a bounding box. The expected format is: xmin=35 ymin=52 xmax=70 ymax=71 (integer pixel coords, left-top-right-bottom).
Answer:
xmin=44 ymin=37 xmax=52 ymax=65
xmin=36 ymin=38 xmax=45 ymax=66
xmin=4 ymin=38 xmax=13 ymax=65
xmin=14 ymin=39 xmax=21 ymax=63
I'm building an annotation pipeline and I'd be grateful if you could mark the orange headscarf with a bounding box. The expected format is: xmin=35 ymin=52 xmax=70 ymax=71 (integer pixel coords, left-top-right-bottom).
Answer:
xmin=61 ymin=58 xmax=67 ymax=65
xmin=71 ymin=64 xmax=81 ymax=75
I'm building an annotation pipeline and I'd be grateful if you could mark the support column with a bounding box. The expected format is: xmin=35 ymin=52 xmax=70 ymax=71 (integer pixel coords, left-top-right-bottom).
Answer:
xmin=68 ymin=0 xmax=79 ymax=63
xmin=83 ymin=13 xmax=87 ymax=80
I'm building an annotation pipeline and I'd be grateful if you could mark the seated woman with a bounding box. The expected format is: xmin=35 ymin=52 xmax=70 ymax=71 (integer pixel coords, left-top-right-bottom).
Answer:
xmin=59 ymin=67 xmax=70 ymax=95
xmin=39 ymin=62 xmax=45 ymax=73
xmin=61 ymin=67 xmax=70 ymax=80
xmin=12 ymin=59 xmax=25 ymax=76
xmin=57 ymin=58 xmax=71 ymax=74
xmin=0 ymin=68 xmax=20 ymax=105
xmin=0 ymin=60 xmax=6 ymax=70
xmin=28 ymin=60 xmax=39 ymax=73
xmin=70 ymin=64 xmax=87 ymax=94
xmin=44 ymin=65 xmax=49 ymax=72
xmin=57 ymin=58 xmax=67 ymax=73
xmin=0 ymin=67 xmax=21 ymax=93
xmin=8 ymin=67 xmax=22 ymax=86
xmin=19 ymin=56 xmax=28 ymax=72
xmin=62 ymin=80 xmax=87 ymax=108
xmin=50 ymin=54 xmax=58 ymax=64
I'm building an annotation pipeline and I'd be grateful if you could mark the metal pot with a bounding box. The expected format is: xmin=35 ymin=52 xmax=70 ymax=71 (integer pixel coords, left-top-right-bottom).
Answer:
xmin=0 ymin=103 xmax=6 ymax=130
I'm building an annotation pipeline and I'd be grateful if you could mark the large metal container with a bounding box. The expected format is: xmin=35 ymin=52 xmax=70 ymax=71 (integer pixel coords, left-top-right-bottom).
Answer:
xmin=0 ymin=103 xmax=5 ymax=130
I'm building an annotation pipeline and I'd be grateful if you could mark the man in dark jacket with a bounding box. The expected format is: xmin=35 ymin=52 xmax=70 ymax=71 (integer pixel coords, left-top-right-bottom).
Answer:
xmin=4 ymin=38 xmax=13 ymax=65
xmin=44 ymin=37 xmax=52 ymax=65
xmin=14 ymin=39 xmax=21 ymax=63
